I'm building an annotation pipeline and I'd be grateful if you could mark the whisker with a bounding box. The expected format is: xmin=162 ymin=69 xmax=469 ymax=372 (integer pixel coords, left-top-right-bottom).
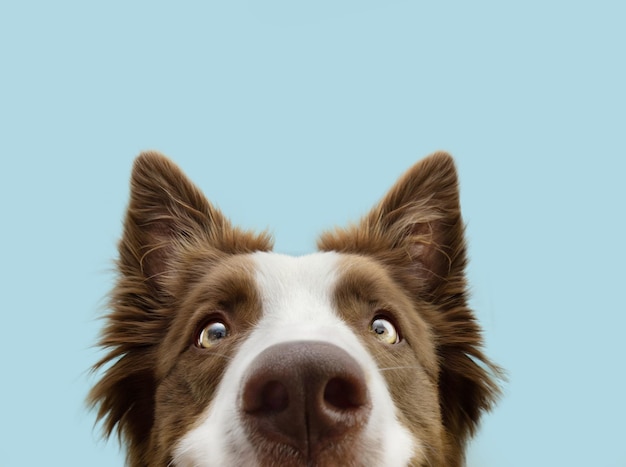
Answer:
xmin=206 ymin=351 xmax=234 ymax=362
xmin=168 ymin=441 xmax=196 ymax=467
xmin=378 ymin=365 xmax=421 ymax=372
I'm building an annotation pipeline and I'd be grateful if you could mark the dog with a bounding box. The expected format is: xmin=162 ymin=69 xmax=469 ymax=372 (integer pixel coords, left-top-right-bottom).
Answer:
xmin=89 ymin=151 xmax=500 ymax=466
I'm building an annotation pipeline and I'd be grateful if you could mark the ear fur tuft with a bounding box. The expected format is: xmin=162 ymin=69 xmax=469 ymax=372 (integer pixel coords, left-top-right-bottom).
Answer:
xmin=318 ymin=151 xmax=463 ymax=296
xmin=122 ymin=151 xmax=273 ymax=294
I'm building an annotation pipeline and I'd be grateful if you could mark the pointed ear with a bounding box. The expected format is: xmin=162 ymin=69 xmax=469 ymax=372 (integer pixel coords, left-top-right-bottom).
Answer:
xmin=120 ymin=151 xmax=272 ymax=295
xmin=318 ymin=151 xmax=464 ymax=296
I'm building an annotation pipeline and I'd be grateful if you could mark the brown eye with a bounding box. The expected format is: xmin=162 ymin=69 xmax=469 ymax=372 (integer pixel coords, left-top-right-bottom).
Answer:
xmin=196 ymin=321 xmax=229 ymax=348
xmin=370 ymin=317 xmax=399 ymax=344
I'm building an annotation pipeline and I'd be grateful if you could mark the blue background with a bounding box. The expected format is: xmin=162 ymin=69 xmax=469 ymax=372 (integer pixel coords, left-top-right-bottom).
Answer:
xmin=1 ymin=1 xmax=624 ymax=466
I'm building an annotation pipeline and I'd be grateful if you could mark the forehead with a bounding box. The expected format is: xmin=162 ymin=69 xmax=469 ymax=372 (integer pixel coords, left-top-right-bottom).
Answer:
xmin=250 ymin=251 xmax=342 ymax=324
xmin=249 ymin=251 xmax=414 ymax=312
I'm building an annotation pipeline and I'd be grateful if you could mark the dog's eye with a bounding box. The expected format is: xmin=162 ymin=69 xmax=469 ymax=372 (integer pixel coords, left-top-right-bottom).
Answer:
xmin=370 ymin=317 xmax=399 ymax=344
xmin=197 ymin=321 xmax=229 ymax=348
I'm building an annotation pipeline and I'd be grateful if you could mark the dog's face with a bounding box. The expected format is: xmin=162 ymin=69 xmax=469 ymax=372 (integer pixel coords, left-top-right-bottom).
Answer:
xmin=164 ymin=252 xmax=440 ymax=466
xmin=90 ymin=152 xmax=499 ymax=466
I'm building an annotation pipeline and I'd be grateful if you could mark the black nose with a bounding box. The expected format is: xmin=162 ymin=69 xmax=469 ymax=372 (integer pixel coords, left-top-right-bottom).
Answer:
xmin=240 ymin=341 xmax=371 ymax=458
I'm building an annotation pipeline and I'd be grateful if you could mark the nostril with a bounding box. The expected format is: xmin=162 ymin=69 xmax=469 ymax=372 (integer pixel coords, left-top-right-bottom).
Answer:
xmin=243 ymin=379 xmax=289 ymax=414
xmin=324 ymin=377 xmax=367 ymax=410
xmin=261 ymin=380 xmax=289 ymax=412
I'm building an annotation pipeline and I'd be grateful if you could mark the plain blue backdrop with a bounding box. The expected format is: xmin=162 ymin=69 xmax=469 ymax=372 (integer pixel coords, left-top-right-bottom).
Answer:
xmin=1 ymin=1 xmax=624 ymax=466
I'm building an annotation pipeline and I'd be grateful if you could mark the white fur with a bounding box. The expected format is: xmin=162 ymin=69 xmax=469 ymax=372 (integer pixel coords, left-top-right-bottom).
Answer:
xmin=173 ymin=252 xmax=418 ymax=466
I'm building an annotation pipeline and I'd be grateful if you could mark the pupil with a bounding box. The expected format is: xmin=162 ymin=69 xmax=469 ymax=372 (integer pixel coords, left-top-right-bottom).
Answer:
xmin=209 ymin=323 xmax=226 ymax=340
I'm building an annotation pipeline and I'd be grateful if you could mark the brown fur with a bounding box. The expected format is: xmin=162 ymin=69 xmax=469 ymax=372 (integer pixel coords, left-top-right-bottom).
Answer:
xmin=89 ymin=153 xmax=273 ymax=465
xmin=89 ymin=151 xmax=499 ymax=466
xmin=318 ymin=152 xmax=501 ymax=465
xmin=331 ymin=255 xmax=445 ymax=465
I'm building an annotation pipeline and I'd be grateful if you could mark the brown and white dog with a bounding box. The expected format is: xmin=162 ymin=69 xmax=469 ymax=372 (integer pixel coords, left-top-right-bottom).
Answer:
xmin=89 ymin=151 xmax=499 ymax=466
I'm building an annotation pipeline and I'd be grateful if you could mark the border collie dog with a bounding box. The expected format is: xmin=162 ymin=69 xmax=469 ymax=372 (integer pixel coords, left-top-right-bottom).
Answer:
xmin=90 ymin=151 xmax=499 ymax=466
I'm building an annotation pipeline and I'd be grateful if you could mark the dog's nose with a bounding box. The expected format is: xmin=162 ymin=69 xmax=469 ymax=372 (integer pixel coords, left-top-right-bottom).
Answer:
xmin=240 ymin=340 xmax=371 ymax=458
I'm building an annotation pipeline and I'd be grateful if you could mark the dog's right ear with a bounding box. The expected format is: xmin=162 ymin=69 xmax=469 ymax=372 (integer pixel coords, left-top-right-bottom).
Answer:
xmin=120 ymin=151 xmax=272 ymax=297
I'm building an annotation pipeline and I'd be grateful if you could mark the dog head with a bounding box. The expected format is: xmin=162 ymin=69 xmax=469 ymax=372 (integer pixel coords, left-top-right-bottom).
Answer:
xmin=89 ymin=152 xmax=499 ymax=466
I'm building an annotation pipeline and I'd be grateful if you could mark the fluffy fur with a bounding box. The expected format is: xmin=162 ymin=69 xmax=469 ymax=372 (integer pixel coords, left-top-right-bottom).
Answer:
xmin=89 ymin=151 xmax=500 ymax=466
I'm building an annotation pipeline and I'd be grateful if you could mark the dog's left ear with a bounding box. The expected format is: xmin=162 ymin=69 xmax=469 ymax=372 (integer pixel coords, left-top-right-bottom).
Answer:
xmin=318 ymin=151 xmax=464 ymax=296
